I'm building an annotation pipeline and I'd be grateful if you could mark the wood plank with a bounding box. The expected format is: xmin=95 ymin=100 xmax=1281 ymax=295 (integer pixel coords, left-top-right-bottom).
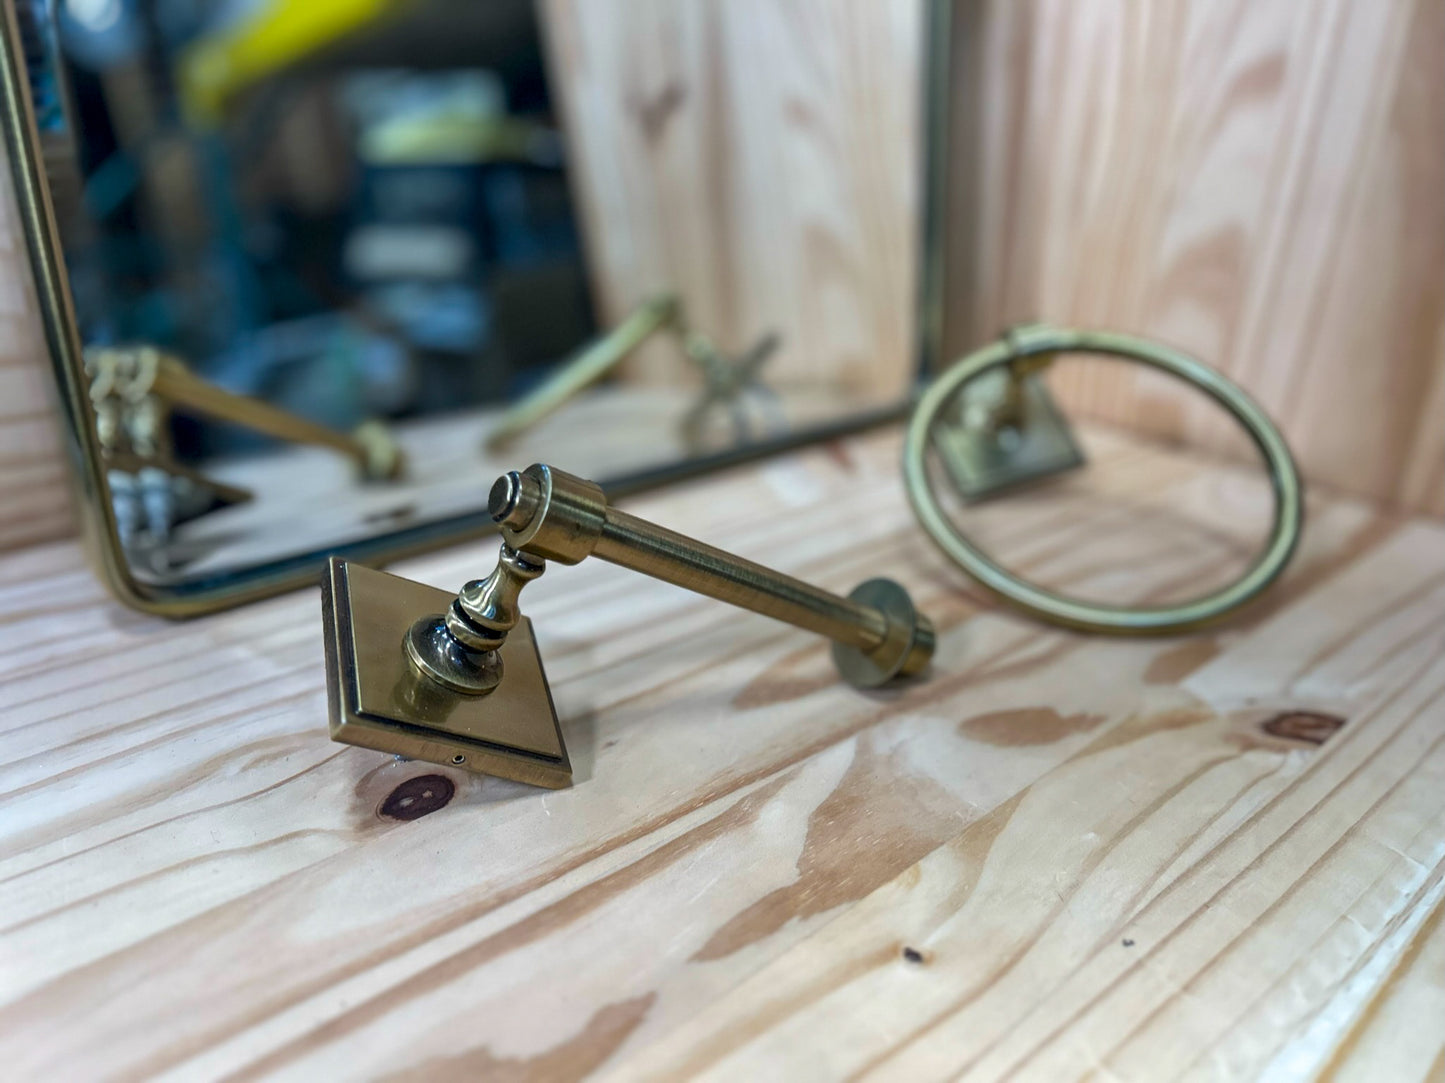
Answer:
xmin=1319 ymin=894 xmax=1445 ymax=1081
xmin=0 ymin=422 xmax=1440 ymax=1079
xmin=605 ymin=523 xmax=1445 ymax=1079
xmin=943 ymin=0 xmax=1445 ymax=517
xmin=0 ymin=137 xmax=73 ymax=550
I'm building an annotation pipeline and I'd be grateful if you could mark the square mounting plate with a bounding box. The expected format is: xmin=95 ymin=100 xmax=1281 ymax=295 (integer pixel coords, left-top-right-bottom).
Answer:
xmin=930 ymin=371 xmax=1086 ymax=502
xmin=321 ymin=558 xmax=571 ymax=788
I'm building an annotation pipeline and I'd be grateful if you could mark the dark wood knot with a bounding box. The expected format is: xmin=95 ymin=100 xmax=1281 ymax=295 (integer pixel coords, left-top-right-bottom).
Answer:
xmin=379 ymin=774 xmax=456 ymax=821
xmin=1262 ymin=711 xmax=1346 ymax=745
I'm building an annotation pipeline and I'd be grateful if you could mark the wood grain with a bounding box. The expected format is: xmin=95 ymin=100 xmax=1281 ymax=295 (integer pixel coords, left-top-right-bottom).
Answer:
xmin=0 ymin=138 xmax=72 ymax=550
xmin=0 ymin=422 xmax=1441 ymax=1079
xmin=540 ymin=0 xmax=923 ymax=401
xmin=942 ymin=0 xmax=1445 ymax=517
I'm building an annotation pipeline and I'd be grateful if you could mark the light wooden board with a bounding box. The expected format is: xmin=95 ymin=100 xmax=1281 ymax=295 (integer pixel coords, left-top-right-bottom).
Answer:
xmin=942 ymin=0 xmax=1445 ymax=517
xmin=0 ymin=422 xmax=1441 ymax=1080
xmin=0 ymin=138 xmax=72 ymax=550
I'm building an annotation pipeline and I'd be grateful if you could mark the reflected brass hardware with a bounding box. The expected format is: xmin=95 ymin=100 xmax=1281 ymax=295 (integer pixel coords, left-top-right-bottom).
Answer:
xmin=483 ymin=295 xmax=681 ymax=451
xmin=87 ymin=349 xmax=253 ymax=549
xmin=323 ymin=464 xmax=934 ymax=785
xmin=87 ymin=346 xmax=405 ymax=482
xmin=482 ymin=294 xmax=780 ymax=453
xmin=676 ymin=328 xmax=783 ymax=452
xmin=905 ymin=323 xmax=1304 ymax=635
xmin=104 ymin=453 xmax=252 ymax=553
xmin=323 ymin=559 xmax=571 ymax=789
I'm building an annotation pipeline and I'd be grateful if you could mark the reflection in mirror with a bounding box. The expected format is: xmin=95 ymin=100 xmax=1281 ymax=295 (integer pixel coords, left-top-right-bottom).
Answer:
xmin=18 ymin=0 xmax=919 ymax=600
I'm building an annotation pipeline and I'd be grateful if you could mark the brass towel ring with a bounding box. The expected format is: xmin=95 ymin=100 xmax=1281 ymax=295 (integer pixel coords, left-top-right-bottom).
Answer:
xmin=904 ymin=324 xmax=1304 ymax=635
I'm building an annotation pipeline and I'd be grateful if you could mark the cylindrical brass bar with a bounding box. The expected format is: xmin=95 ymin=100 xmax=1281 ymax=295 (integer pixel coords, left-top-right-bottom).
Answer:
xmin=488 ymin=464 xmax=932 ymax=682
xmin=412 ymin=463 xmax=932 ymax=695
xmin=590 ymin=508 xmax=889 ymax=651
xmin=484 ymin=294 xmax=680 ymax=451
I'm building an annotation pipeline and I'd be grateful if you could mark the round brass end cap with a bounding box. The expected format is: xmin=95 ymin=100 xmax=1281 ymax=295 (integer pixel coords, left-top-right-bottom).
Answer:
xmin=831 ymin=578 xmax=935 ymax=689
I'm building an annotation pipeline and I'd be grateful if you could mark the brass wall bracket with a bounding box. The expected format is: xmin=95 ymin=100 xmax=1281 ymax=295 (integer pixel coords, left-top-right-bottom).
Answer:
xmin=929 ymin=326 xmax=1085 ymax=501
xmin=87 ymin=348 xmax=255 ymax=552
xmin=322 ymin=464 xmax=935 ymax=787
xmin=323 ymin=559 xmax=571 ymax=789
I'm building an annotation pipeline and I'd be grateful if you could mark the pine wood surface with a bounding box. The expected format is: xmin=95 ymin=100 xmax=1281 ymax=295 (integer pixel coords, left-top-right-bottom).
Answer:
xmin=0 ymin=422 xmax=1441 ymax=1081
xmin=0 ymin=138 xmax=72 ymax=551
xmin=943 ymin=0 xmax=1445 ymax=517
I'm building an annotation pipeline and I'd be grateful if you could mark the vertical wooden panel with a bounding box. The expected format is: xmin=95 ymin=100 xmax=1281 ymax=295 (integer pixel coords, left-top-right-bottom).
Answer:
xmin=540 ymin=0 xmax=924 ymax=401
xmin=943 ymin=0 xmax=1444 ymax=516
xmin=0 ymin=138 xmax=72 ymax=550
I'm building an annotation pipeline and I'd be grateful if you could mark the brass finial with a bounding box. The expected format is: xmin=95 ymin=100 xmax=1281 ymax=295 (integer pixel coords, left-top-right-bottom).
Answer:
xmin=404 ymin=544 xmax=545 ymax=695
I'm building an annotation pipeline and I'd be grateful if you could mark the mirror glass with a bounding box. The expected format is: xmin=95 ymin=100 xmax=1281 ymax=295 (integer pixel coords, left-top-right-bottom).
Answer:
xmin=18 ymin=0 xmax=921 ymax=597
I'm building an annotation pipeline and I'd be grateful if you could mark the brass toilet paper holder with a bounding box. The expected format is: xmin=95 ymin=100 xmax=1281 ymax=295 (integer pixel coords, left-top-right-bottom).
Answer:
xmin=322 ymin=464 xmax=935 ymax=788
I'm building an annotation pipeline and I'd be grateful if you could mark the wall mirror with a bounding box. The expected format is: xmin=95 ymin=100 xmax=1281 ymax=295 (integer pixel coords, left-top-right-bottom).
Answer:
xmin=1 ymin=0 xmax=932 ymax=613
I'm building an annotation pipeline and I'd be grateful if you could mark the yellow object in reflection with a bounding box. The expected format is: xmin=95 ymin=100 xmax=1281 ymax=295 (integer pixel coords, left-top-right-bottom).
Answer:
xmin=180 ymin=0 xmax=398 ymax=123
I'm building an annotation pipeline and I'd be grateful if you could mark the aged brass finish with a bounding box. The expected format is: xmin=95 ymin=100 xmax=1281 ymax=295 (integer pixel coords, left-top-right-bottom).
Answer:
xmin=322 ymin=559 xmax=570 ymax=788
xmin=483 ymin=294 xmax=780 ymax=453
xmin=484 ymin=465 xmax=933 ymax=685
xmin=86 ymin=347 xmax=255 ymax=550
xmin=325 ymin=463 xmax=934 ymax=785
xmin=929 ymin=329 xmax=1085 ymax=501
xmin=677 ymin=329 xmax=783 ymax=452
xmin=403 ymin=543 xmax=543 ymax=695
xmin=483 ymin=295 xmax=681 ymax=451
xmin=87 ymin=346 xmax=405 ymax=483
xmin=905 ymin=323 xmax=1304 ymax=635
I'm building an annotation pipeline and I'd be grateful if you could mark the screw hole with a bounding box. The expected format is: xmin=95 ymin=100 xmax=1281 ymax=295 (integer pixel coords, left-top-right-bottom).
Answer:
xmin=451 ymin=754 xmax=467 ymax=765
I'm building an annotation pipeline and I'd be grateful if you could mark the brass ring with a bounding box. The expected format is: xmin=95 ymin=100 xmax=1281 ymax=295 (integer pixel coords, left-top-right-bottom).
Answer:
xmin=904 ymin=325 xmax=1304 ymax=635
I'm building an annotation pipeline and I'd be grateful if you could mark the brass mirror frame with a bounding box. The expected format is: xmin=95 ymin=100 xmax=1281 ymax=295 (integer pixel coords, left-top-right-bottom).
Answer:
xmin=0 ymin=1 xmax=942 ymax=616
